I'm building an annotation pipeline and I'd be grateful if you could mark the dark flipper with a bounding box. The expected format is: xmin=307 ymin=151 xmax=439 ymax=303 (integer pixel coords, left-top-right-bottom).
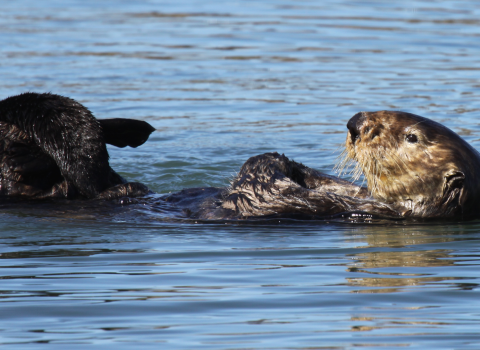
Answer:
xmin=99 ymin=118 xmax=155 ymax=148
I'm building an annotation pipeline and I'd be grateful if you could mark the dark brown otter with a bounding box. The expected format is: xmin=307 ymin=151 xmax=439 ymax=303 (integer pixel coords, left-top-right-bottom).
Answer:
xmin=0 ymin=92 xmax=155 ymax=200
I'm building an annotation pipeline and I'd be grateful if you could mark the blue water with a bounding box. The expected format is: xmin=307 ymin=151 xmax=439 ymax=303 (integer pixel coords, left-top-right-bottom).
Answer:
xmin=1 ymin=0 xmax=480 ymax=348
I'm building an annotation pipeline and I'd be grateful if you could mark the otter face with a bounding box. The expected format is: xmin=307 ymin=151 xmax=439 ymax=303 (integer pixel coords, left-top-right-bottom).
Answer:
xmin=343 ymin=111 xmax=480 ymax=218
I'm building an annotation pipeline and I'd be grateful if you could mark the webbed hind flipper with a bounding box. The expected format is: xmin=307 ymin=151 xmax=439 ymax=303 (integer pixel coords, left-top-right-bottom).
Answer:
xmin=99 ymin=118 xmax=155 ymax=148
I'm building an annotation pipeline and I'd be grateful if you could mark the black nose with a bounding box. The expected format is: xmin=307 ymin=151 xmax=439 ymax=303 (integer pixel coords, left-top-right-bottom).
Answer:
xmin=347 ymin=112 xmax=365 ymax=144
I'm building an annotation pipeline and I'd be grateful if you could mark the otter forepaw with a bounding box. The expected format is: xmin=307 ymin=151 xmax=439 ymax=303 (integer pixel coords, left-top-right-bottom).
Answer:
xmin=96 ymin=182 xmax=151 ymax=200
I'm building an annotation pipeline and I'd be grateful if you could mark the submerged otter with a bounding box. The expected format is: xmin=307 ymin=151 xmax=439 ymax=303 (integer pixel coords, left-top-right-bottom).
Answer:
xmin=0 ymin=92 xmax=155 ymax=200
xmin=2 ymin=93 xmax=479 ymax=221
xmin=165 ymin=111 xmax=480 ymax=221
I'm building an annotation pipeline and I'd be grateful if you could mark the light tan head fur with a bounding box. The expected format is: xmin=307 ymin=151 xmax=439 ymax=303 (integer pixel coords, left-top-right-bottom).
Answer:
xmin=339 ymin=111 xmax=480 ymax=218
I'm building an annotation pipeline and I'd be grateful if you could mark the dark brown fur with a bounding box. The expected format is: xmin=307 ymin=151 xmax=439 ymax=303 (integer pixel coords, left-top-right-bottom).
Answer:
xmin=0 ymin=92 xmax=154 ymax=200
xmin=3 ymin=93 xmax=476 ymax=221
xmin=220 ymin=152 xmax=400 ymax=219
xmin=163 ymin=152 xmax=401 ymax=220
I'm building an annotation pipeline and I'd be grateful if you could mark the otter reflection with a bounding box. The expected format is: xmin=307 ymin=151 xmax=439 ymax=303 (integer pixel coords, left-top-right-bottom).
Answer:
xmin=343 ymin=226 xmax=474 ymax=293
xmin=2 ymin=93 xmax=480 ymax=221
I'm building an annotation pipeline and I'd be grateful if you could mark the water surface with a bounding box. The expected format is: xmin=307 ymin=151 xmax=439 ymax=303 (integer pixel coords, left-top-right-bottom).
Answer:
xmin=1 ymin=0 xmax=480 ymax=348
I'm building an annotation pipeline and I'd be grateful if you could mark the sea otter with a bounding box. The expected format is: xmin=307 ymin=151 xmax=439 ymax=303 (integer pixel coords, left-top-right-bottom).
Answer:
xmin=0 ymin=92 xmax=155 ymax=200
xmin=164 ymin=111 xmax=480 ymax=221
xmin=2 ymin=93 xmax=478 ymax=221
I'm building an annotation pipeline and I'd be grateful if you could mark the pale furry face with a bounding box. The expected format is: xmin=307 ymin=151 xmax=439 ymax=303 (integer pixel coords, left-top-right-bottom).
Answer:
xmin=339 ymin=111 xmax=480 ymax=217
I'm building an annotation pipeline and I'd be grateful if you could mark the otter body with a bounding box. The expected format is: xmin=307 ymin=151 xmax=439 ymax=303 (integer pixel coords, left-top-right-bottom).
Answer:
xmin=163 ymin=152 xmax=401 ymax=221
xmin=0 ymin=92 xmax=154 ymax=200
xmin=3 ymin=93 xmax=478 ymax=221
xmin=165 ymin=111 xmax=480 ymax=221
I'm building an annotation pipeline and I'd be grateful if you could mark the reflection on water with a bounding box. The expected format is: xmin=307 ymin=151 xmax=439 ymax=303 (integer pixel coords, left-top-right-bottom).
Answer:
xmin=343 ymin=226 xmax=480 ymax=294
xmin=2 ymin=0 xmax=480 ymax=348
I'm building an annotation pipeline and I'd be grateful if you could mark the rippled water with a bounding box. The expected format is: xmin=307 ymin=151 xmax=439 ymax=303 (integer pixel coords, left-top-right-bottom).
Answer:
xmin=1 ymin=0 xmax=480 ymax=348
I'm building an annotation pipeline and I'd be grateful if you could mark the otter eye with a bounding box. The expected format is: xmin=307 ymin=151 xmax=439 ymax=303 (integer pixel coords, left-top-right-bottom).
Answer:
xmin=406 ymin=134 xmax=418 ymax=143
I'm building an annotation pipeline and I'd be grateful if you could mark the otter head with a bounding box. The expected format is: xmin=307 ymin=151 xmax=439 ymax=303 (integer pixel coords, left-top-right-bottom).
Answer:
xmin=344 ymin=111 xmax=480 ymax=218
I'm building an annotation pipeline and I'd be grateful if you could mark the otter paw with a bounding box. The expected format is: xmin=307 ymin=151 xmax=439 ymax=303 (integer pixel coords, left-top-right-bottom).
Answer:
xmin=96 ymin=182 xmax=151 ymax=200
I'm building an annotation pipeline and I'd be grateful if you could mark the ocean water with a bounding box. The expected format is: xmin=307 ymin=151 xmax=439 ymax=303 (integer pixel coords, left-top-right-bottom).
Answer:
xmin=1 ymin=0 xmax=480 ymax=348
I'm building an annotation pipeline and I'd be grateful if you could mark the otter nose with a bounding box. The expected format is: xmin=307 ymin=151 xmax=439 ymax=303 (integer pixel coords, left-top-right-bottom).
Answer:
xmin=347 ymin=112 xmax=366 ymax=143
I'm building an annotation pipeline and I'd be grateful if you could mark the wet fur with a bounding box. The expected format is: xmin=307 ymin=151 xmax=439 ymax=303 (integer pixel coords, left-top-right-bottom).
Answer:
xmin=340 ymin=111 xmax=480 ymax=219
xmin=3 ymin=93 xmax=477 ymax=221
xmin=0 ymin=92 xmax=154 ymax=199
xmin=220 ymin=152 xmax=400 ymax=219
xmin=163 ymin=152 xmax=401 ymax=220
xmin=166 ymin=112 xmax=480 ymax=221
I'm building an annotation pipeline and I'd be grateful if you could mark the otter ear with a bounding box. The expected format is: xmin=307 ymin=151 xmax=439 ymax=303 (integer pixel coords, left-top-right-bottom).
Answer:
xmin=443 ymin=170 xmax=465 ymax=195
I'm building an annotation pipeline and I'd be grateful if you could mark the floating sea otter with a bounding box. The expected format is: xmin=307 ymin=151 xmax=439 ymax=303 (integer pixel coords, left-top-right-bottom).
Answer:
xmin=0 ymin=92 xmax=154 ymax=200
xmin=165 ymin=111 xmax=480 ymax=221
xmin=2 ymin=92 xmax=479 ymax=220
